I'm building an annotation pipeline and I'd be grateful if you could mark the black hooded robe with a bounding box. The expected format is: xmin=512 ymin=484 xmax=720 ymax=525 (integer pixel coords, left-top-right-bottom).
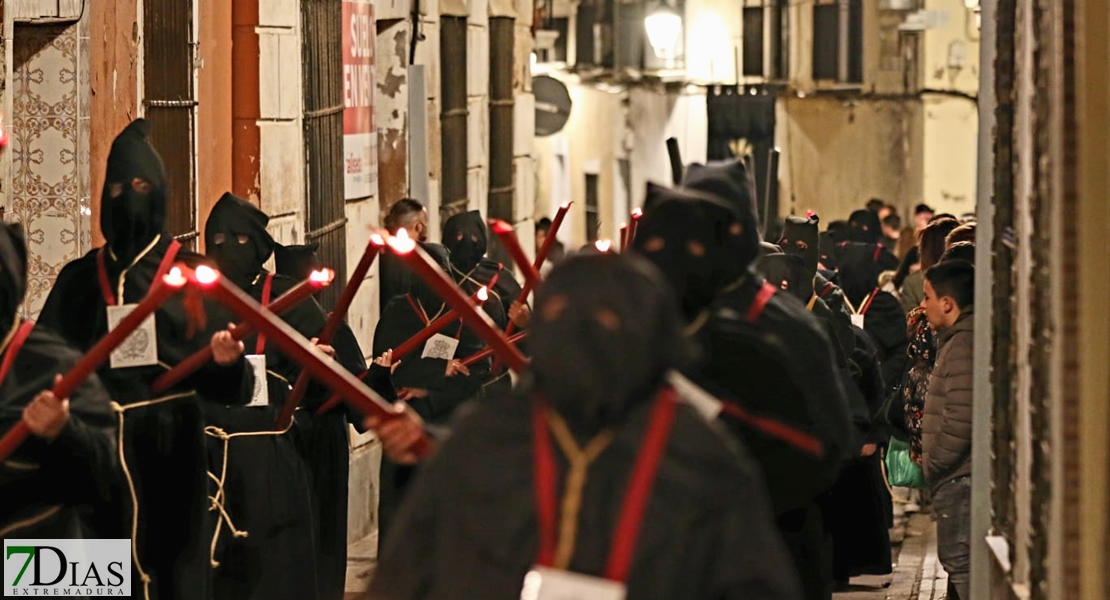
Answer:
xmin=204 ymin=192 xmax=364 ymax=600
xmin=654 ymin=164 xmax=856 ymax=600
xmin=37 ymin=120 xmax=253 ymax=600
xmin=368 ymin=253 xmax=803 ymax=600
xmin=0 ymin=221 xmax=120 ymax=540
xmin=371 ymin=242 xmax=499 ymax=538
xmin=441 ymin=211 xmax=523 ymax=394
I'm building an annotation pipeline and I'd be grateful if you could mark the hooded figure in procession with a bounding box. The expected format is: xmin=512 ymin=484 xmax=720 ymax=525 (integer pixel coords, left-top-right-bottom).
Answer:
xmin=0 ymin=223 xmax=120 ymax=540
xmin=640 ymin=160 xmax=855 ymax=600
xmin=440 ymin=210 xmax=528 ymax=392
xmin=368 ymin=252 xmax=804 ymax=600
xmin=372 ymin=241 xmax=504 ymax=537
xmin=37 ymin=118 xmax=254 ymax=600
xmin=202 ymin=192 xmax=366 ymax=600
xmin=763 ymin=234 xmax=894 ymax=587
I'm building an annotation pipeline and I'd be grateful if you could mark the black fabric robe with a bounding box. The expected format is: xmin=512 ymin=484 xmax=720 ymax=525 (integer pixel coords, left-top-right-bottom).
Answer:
xmin=0 ymin=323 xmax=119 ymax=540
xmin=442 ymin=210 xmax=523 ymax=394
xmin=368 ymin=392 xmax=803 ymax=600
xmin=819 ymin=328 xmax=893 ymax=581
xmin=370 ymin=252 xmax=802 ymax=600
xmin=641 ymin=170 xmax=855 ymax=600
xmin=37 ymin=240 xmax=251 ymax=600
xmin=371 ymin=242 xmax=496 ymax=537
xmin=204 ymin=192 xmax=362 ymax=600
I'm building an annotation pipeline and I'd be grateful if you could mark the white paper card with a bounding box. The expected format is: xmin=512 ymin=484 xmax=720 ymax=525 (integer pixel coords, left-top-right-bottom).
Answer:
xmin=421 ymin=333 xmax=459 ymax=361
xmin=246 ymin=354 xmax=269 ymax=407
xmin=851 ymin=313 xmax=865 ymax=329
xmin=520 ymin=567 xmax=627 ymax=600
xmin=107 ymin=304 xmax=158 ymax=369
xmin=666 ymin=371 xmax=723 ymax=421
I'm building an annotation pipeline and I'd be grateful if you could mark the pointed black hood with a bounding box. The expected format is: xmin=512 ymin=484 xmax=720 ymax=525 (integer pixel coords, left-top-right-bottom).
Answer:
xmin=100 ymin=119 xmax=168 ymax=264
xmin=633 ymin=183 xmax=748 ymax=321
xmin=847 ymin=209 xmax=882 ymax=244
xmin=0 ymin=222 xmax=27 ymax=331
xmin=442 ymin=210 xmax=488 ymax=274
xmin=530 ymin=253 xmax=694 ymax=433
xmin=274 ymin=242 xmax=322 ymax=281
xmin=204 ymin=192 xmax=275 ymax=289
xmin=758 ymin=253 xmax=814 ymax=303
xmin=779 ymin=214 xmax=820 ymax=276
xmin=681 ymin=160 xmax=762 ymax=270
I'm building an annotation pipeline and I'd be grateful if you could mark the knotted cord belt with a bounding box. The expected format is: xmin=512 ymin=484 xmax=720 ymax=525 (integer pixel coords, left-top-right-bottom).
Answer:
xmin=110 ymin=391 xmax=195 ymax=600
xmin=203 ymin=412 xmax=296 ymax=568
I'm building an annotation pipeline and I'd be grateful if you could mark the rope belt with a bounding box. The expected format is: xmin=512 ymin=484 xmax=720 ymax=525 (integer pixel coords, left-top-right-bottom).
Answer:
xmin=111 ymin=391 xmax=195 ymax=600
xmin=203 ymin=414 xmax=296 ymax=569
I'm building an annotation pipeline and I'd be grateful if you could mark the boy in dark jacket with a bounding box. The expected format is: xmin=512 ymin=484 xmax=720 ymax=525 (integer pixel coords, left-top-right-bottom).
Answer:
xmin=920 ymin=260 xmax=975 ymax=600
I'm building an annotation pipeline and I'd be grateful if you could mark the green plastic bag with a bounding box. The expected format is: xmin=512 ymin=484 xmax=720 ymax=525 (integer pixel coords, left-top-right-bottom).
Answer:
xmin=885 ymin=438 xmax=925 ymax=489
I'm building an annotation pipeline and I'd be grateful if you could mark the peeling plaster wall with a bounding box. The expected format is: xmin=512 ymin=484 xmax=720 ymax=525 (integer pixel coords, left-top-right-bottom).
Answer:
xmin=775 ymin=96 xmax=925 ymax=222
xmin=376 ymin=19 xmax=409 ymax=210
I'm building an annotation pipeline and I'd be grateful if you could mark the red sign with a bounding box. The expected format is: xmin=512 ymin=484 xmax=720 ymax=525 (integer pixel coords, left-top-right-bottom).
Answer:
xmin=342 ymin=0 xmax=376 ymax=199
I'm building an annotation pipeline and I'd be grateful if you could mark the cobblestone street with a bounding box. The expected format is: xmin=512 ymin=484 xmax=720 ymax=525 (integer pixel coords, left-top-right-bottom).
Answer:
xmin=835 ymin=513 xmax=949 ymax=600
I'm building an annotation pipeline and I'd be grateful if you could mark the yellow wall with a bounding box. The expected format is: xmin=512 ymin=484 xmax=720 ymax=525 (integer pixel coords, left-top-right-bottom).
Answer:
xmin=923 ymin=97 xmax=979 ymax=217
xmin=921 ymin=0 xmax=981 ymax=218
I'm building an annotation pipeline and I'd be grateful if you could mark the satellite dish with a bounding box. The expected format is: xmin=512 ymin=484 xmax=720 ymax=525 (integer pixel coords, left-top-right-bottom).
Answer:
xmin=533 ymin=75 xmax=572 ymax=137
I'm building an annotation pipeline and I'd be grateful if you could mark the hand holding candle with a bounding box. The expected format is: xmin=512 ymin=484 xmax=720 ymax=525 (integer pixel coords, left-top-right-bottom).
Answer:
xmin=488 ymin=220 xmax=542 ymax=294
xmin=0 ymin=266 xmax=188 ymax=463
xmin=274 ymin=237 xmax=382 ymax=429
xmin=386 ymin=230 xmax=529 ymax=373
xmin=390 ymin=286 xmax=487 ymax=362
xmin=188 ymin=265 xmax=434 ymax=458
xmin=152 ymin=269 xmax=333 ymax=394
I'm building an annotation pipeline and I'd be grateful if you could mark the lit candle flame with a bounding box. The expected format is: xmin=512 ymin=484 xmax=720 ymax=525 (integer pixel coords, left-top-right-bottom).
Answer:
xmin=631 ymin=207 xmax=643 ymax=219
xmin=195 ymin=265 xmax=220 ymax=285
xmin=595 ymin=240 xmax=612 ymax=252
xmin=163 ymin=266 xmax=187 ymax=288
xmin=478 ymin=286 xmax=489 ymax=302
xmin=620 ymin=223 xmax=628 ymax=230
xmin=560 ymin=201 xmax=571 ymax=209
xmin=370 ymin=233 xmax=385 ymax=246
xmin=389 ymin=228 xmax=417 ymax=254
xmin=309 ymin=269 xmax=333 ymax=284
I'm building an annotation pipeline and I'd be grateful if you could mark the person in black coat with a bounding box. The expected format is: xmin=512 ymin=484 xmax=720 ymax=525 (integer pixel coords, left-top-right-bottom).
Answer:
xmin=368 ymin=253 xmax=803 ymax=600
xmin=0 ymin=223 xmax=119 ymax=540
xmin=634 ymin=168 xmax=855 ymax=600
xmin=37 ymin=118 xmax=252 ymax=600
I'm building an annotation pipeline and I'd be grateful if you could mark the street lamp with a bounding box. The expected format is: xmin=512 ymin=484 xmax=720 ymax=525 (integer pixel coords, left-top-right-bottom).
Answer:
xmin=644 ymin=1 xmax=683 ymax=60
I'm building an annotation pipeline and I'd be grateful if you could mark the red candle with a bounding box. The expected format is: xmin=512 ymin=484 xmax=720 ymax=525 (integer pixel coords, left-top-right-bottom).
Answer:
xmin=274 ymin=238 xmax=383 ymax=428
xmin=507 ymin=201 xmax=571 ymax=323
xmin=388 ymin=231 xmax=529 ymax=373
xmin=151 ymin=269 xmax=334 ymax=394
xmin=461 ymin=331 xmax=528 ymax=367
xmin=190 ymin=265 xmax=433 ymax=458
xmin=626 ymin=207 xmax=643 ymax=249
xmin=0 ymin=266 xmax=188 ymax=463
xmin=488 ymin=220 xmax=543 ymax=295
xmin=530 ymin=202 xmax=571 ymax=288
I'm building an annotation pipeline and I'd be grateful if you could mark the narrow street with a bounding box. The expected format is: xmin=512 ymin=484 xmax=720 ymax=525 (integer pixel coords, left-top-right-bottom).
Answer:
xmin=835 ymin=513 xmax=948 ymax=600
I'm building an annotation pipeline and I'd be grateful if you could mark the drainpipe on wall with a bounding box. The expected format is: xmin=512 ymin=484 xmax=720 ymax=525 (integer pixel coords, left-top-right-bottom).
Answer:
xmin=488 ymin=16 xmax=515 ymax=263
xmin=440 ymin=16 xmax=469 ymax=219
